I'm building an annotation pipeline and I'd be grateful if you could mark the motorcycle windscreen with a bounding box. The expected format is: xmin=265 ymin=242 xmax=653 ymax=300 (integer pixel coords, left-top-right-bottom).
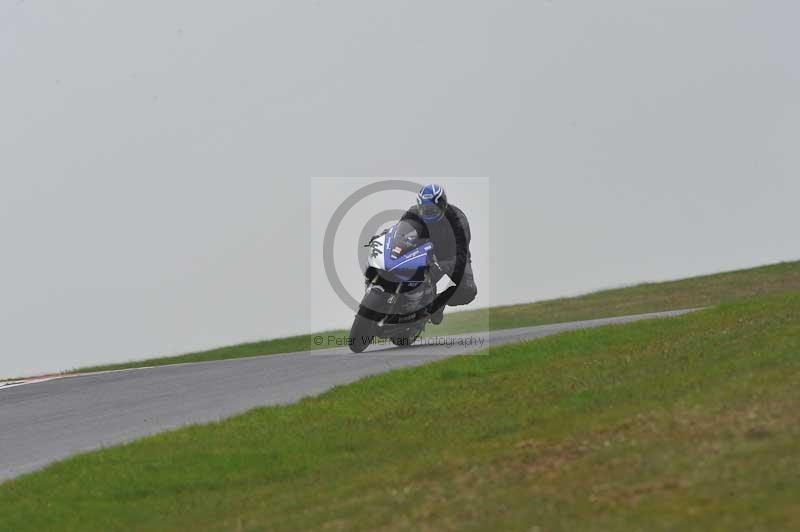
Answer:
xmin=388 ymin=221 xmax=428 ymax=259
xmin=379 ymin=221 xmax=433 ymax=281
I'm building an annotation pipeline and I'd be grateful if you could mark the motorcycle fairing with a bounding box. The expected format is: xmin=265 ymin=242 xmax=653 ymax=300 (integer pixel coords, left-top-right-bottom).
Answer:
xmin=382 ymin=225 xmax=433 ymax=281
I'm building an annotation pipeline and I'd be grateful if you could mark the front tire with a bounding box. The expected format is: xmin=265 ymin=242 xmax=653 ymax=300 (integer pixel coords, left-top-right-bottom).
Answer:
xmin=349 ymin=315 xmax=375 ymax=353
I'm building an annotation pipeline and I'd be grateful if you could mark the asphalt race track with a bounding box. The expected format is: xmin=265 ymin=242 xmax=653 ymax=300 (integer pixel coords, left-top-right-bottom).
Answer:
xmin=0 ymin=309 xmax=694 ymax=481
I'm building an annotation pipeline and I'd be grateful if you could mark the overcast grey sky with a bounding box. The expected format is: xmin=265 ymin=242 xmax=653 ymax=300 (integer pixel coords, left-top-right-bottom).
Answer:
xmin=1 ymin=1 xmax=798 ymax=377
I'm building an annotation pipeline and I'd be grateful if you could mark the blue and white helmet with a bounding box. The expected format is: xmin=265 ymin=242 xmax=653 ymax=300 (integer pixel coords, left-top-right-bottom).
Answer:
xmin=416 ymin=184 xmax=448 ymax=222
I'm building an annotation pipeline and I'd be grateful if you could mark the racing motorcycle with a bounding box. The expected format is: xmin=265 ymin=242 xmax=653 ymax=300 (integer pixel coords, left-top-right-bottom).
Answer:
xmin=348 ymin=220 xmax=450 ymax=353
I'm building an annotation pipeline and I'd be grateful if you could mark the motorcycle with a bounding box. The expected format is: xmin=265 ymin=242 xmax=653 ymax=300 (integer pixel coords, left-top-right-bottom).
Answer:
xmin=348 ymin=220 xmax=449 ymax=353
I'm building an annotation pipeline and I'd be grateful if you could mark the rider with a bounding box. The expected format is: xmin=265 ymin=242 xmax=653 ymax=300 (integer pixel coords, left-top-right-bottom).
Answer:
xmin=400 ymin=184 xmax=477 ymax=324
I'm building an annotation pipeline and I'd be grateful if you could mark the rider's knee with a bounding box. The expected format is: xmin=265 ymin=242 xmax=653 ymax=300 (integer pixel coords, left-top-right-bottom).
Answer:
xmin=447 ymin=281 xmax=477 ymax=306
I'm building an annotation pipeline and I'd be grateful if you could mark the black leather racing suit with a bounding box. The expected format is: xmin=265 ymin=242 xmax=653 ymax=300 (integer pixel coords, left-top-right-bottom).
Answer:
xmin=400 ymin=203 xmax=477 ymax=307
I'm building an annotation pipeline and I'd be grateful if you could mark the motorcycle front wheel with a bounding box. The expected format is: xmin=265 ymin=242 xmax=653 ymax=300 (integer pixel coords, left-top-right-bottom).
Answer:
xmin=348 ymin=315 xmax=375 ymax=353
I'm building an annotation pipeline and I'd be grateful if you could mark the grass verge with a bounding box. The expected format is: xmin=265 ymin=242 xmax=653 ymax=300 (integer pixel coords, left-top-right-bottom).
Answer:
xmin=61 ymin=260 xmax=800 ymax=374
xmin=2 ymin=293 xmax=799 ymax=530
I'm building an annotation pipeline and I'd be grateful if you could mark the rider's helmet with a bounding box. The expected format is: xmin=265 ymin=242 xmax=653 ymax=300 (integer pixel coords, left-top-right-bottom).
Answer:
xmin=416 ymin=184 xmax=448 ymax=223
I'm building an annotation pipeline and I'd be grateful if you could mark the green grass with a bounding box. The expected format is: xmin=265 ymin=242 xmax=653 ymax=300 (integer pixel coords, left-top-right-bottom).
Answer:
xmin=2 ymin=293 xmax=799 ymax=530
xmin=438 ymin=259 xmax=800 ymax=335
xmin=68 ymin=331 xmax=344 ymax=375
xmin=60 ymin=260 xmax=800 ymax=374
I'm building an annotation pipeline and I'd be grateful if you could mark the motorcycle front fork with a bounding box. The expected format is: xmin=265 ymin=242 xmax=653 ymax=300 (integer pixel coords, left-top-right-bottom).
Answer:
xmin=365 ymin=274 xmax=401 ymax=328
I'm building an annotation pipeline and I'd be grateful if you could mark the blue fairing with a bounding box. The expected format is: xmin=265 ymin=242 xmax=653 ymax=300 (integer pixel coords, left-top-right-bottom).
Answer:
xmin=383 ymin=225 xmax=433 ymax=281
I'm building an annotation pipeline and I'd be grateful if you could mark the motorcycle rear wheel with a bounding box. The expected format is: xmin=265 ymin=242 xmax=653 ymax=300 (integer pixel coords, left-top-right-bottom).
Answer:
xmin=390 ymin=328 xmax=422 ymax=348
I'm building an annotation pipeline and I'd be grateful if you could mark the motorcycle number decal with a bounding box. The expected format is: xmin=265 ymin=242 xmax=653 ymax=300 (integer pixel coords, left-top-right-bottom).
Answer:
xmin=367 ymin=234 xmax=387 ymax=270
